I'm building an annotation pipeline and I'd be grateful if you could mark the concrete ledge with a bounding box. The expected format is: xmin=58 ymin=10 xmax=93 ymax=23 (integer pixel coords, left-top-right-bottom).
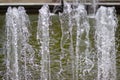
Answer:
xmin=0 ymin=2 xmax=120 ymax=6
xmin=0 ymin=3 xmax=61 ymax=14
xmin=86 ymin=2 xmax=120 ymax=6
xmin=0 ymin=3 xmax=61 ymax=6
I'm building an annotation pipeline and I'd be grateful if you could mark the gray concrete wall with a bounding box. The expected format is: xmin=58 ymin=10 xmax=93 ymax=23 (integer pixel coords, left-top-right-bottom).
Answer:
xmin=0 ymin=0 xmax=120 ymax=3
xmin=0 ymin=0 xmax=54 ymax=3
xmin=66 ymin=0 xmax=120 ymax=2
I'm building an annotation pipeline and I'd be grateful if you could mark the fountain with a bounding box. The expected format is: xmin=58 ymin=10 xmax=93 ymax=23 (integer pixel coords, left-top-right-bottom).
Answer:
xmin=95 ymin=6 xmax=117 ymax=80
xmin=6 ymin=7 xmax=19 ymax=80
xmin=3 ymin=0 xmax=118 ymax=80
xmin=5 ymin=7 xmax=35 ymax=80
xmin=37 ymin=5 xmax=51 ymax=80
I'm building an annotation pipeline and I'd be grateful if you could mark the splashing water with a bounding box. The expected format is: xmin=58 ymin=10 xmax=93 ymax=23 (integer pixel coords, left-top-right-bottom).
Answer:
xmin=74 ymin=4 xmax=94 ymax=80
xmin=88 ymin=0 xmax=98 ymax=18
xmin=37 ymin=5 xmax=51 ymax=80
xmin=4 ymin=2 xmax=118 ymax=80
xmin=5 ymin=7 xmax=35 ymax=80
xmin=6 ymin=7 xmax=19 ymax=80
xmin=92 ymin=0 xmax=98 ymax=15
xmin=95 ymin=6 xmax=117 ymax=80
xmin=59 ymin=3 xmax=94 ymax=80
xmin=59 ymin=2 xmax=74 ymax=80
xmin=18 ymin=7 xmax=35 ymax=80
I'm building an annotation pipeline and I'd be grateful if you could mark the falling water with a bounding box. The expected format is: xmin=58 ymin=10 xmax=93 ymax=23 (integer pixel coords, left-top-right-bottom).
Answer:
xmin=74 ymin=4 xmax=94 ymax=80
xmin=18 ymin=7 xmax=35 ymax=80
xmin=4 ymin=1 xmax=118 ymax=80
xmin=92 ymin=0 xmax=98 ymax=14
xmin=37 ymin=5 xmax=51 ymax=80
xmin=88 ymin=0 xmax=98 ymax=18
xmin=59 ymin=2 xmax=94 ymax=80
xmin=59 ymin=2 xmax=75 ymax=80
xmin=6 ymin=7 xmax=19 ymax=80
xmin=95 ymin=6 xmax=117 ymax=80
xmin=5 ymin=7 xmax=35 ymax=80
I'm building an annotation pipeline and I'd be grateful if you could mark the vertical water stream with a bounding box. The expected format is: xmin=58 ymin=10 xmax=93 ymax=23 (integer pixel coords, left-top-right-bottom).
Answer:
xmin=95 ymin=6 xmax=117 ymax=80
xmin=4 ymin=2 xmax=118 ymax=80
xmin=37 ymin=5 xmax=51 ymax=80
